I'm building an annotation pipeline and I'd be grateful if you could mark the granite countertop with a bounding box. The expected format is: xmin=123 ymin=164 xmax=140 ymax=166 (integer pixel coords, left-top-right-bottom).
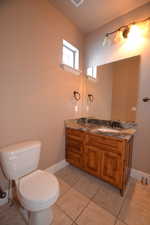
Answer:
xmin=65 ymin=118 xmax=136 ymax=141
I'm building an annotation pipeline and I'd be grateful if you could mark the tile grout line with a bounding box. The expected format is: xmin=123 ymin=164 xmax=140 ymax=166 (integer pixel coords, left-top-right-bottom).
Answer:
xmin=57 ymin=174 xmax=135 ymax=225
xmin=115 ymin=183 xmax=133 ymax=225
xmin=114 ymin=217 xmax=119 ymax=225
xmin=56 ymin=187 xmax=92 ymax=224
xmin=56 ymin=167 xmax=130 ymax=225
xmin=56 ymin=203 xmax=75 ymax=223
xmin=90 ymin=182 xmax=135 ymax=225
xmin=73 ymin=184 xmax=102 ymax=224
xmin=57 ymin=176 xmax=102 ymax=224
xmin=72 ymin=175 xmax=120 ymax=223
xmin=55 ymin=171 xmax=90 ymax=223
xmin=73 ymin=198 xmax=92 ymax=224
xmin=56 ymin=170 xmax=85 ymax=201
xmin=89 ymin=187 xmax=120 ymax=220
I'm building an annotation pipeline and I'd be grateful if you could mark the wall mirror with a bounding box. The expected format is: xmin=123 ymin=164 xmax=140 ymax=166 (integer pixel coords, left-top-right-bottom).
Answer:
xmin=84 ymin=55 xmax=140 ymax=122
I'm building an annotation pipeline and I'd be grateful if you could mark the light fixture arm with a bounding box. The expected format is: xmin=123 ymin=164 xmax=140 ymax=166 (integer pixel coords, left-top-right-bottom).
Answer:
xmin=104 ymin=16 xmax=150 ymax=39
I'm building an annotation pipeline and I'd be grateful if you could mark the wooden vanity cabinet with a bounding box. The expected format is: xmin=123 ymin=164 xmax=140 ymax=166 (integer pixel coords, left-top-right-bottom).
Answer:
xmin=65 ymin=128 xmax=133 ymax=195
xmin=65 ymin=128 xmax=84 ymax=169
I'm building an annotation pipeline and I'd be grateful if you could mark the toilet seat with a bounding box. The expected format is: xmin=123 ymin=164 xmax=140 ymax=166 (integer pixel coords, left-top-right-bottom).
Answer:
xmin=17 ymin=170 xmax=59 ymax=212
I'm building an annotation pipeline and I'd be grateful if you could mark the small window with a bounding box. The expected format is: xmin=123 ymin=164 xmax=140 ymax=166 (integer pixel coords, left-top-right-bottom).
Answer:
xmin=62 ymin=40 xmax=79 ymax=70
xmin=87 ymin=66 xmax=97 ymax=79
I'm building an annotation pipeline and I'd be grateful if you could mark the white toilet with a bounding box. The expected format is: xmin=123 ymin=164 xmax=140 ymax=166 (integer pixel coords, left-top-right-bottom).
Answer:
xmin=0 ymin=141 xmax=59 ymax=225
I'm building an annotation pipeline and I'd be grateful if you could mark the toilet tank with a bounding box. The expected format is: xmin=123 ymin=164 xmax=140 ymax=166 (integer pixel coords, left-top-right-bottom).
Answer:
xmin=0 ymin=141 xmax=41 ymax=180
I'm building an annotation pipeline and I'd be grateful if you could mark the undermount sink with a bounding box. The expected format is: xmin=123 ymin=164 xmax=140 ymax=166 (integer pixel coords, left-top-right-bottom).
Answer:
xmin=91 ymin=127 xmax=121 ymax=133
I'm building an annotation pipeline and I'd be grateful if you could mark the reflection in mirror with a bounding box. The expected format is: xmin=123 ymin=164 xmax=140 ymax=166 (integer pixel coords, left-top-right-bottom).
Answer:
xmin=85 ymin=56 xmax=140 ymax=122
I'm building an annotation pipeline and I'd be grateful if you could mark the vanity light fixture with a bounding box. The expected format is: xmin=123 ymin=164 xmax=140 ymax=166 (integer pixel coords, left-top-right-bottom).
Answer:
xmin=102 ymin=16 xmax=150 ymax=46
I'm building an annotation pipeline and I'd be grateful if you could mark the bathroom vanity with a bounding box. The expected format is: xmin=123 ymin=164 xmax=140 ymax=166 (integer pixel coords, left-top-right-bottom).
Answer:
xmin=65 ymin=118 xmax=136 ymax=196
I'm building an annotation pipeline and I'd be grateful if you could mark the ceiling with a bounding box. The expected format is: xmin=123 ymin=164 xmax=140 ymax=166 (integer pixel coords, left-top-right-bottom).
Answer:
xmin=49 ymin=0 xmax=150 ymax=33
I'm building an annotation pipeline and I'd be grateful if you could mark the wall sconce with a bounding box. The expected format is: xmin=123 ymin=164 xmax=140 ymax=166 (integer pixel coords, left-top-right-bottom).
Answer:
xmin=102 ymin=16 xmax=150 ymax=46
xmin=73 ymin=91 xmax=80 ymax=101
xmin=88 ymin=94 xmax=94 ymax=102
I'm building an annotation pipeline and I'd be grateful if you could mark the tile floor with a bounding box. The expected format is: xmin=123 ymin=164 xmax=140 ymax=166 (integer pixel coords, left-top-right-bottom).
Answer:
xmin=1 ymin=165 xmax=150 ymax=225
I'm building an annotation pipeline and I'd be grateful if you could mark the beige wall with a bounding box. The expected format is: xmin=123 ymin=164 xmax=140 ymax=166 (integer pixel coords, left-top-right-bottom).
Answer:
xmin=0 ymin=0 xmax=84 ymax=186
xmin=85 ymin=2 xmax=150 ymax=173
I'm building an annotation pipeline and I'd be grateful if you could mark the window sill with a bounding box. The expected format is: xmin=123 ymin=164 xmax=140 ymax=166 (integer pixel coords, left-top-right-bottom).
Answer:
xmin=86 ymin=75 xmax=97 ymax=81
xmin=60 ymin=64 xmax=81 ymax=75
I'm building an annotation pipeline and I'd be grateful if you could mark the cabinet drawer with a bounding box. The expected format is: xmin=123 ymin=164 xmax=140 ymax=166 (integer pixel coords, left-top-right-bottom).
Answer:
xmin=66 ymin=137 xmax=83 ymax=154
xmin=66 ymin=151 xmax=83 ymax=168
xmin=86 ymin=134 xmax=123 ymax=154
xmin=66 ymin=128 xmax=84 ymax=140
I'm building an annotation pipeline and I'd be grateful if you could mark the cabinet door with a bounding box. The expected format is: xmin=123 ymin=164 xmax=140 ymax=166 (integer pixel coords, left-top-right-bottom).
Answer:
xmin=84 ymin=146 xmax=102 ymax=177
xmin=101 ymin=152 xmax=122 ymax=187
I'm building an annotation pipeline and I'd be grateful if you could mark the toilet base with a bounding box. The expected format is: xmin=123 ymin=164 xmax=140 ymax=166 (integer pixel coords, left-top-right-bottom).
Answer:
xmin=29 ymin=207 xmax=53 ymax=225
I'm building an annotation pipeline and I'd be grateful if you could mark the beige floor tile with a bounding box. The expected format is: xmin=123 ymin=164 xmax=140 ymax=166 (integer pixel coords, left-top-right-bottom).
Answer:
xmin=76 ymin=201 xmax=116 ymax=225
xmin=125 ymin=177 xmax=137 ymax=199
xmin=55 ymin=165 xmax=85 ymax=187
xmin=115 ymin=220 xmax=126 ymax=225
xmin=58 ymin=178 xmax=71 ymax=198
xmin=0 ymin=203 xmax=26 ymax=225
xmin=127 ymin=181 xmax=150 ymax=205
xmin=52 ymin=205 xmax=73 ymax=225
xmin=73 ymin=173 xmax=100 ymax=199
xmin=92 ymin=181 xmax=125 ymax=216
xmin=119 ymin=189 xmax=150 ymax=225
xmin=57 ymin=189 xmax=89 ymax=220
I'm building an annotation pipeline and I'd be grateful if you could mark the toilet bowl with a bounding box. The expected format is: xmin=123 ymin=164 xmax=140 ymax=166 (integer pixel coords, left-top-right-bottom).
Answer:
xmin=0 ymin=141 xmax=59 ymax=225
xmin=18 ymin=170 xmax=59 ymax=225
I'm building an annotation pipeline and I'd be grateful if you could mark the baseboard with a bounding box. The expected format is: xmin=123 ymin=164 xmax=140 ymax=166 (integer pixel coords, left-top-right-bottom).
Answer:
xmin=131 ymin=168 xmax=150 ymax=182
xmin=45 ymin=159 xmax=69 ymax=174
xmin=45 ymin=160 xmax=150 ymax=182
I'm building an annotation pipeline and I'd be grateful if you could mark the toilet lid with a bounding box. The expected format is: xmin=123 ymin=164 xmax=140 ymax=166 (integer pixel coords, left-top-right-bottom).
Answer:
xmin=18 ymin=170 xmax=59 ymax=211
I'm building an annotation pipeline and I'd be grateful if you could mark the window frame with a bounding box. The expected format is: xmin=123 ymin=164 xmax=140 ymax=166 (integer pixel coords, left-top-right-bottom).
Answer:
xmin=86 ymin=66 xmax=97 ymax=79
xmin=62 ymin=40 xmax=79 ymax=71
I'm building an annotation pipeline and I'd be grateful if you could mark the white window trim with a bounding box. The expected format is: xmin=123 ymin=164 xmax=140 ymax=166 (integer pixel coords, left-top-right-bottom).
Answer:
xmin=61 ymin=63 xmax=81 ymax=75
xmin=86 ymin=66 xmax=97 ymax=79
xmin=61 ymin=40 xmax=81 ymax=75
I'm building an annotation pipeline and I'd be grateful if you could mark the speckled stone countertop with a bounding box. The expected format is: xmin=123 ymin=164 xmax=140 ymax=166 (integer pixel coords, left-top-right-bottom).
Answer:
xmin=65 ymin=118 xmax=137 ymax=141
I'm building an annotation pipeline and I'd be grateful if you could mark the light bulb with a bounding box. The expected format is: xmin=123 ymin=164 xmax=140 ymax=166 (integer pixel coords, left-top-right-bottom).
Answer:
xmin=107 ymin=37 xmax=112 ymax=46
xmin=102 ymin=35 xmax=112 ymax=47
xmin=122 ymin=24 xmax=145 ymax=51
xmin=102 ymin=35 xmax=108 ymax=46
xmin=128 ymin=25 xmax=141 ymax=40
xmin=114 ymin=30 xmax=124 ymax=43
